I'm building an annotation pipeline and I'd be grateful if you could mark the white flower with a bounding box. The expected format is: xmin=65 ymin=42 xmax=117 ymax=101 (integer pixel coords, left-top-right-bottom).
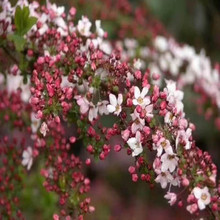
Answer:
xmin=77 ymin=16 xmax=92 ymax=37
xmin=161 ymin=153 xmax=179 ymax=172
xmin=133 ymin=86 xmax=150 ymax=107
xmin=124 ymin=38 xmax=137 ymax=49
xmin=107 ymin=93 xmax=123 ymax=116
xmin=145 ymin=104 xmax=154 ymax=118
xmin=127 ymin=131 xmax=143 ymax=157
xmin=88 ymin=104 xmax=98 ymax=122
xmin=133 ymin=59 xmax=141 ymax=70
xmin=97 ymin=101 xmax=109 ymax=115
xmin=164 ymin=192 xmax=177 ymax=206
xmin=154 ymin=36 xmax=168 ymax=52
xmin=130 ymin=110 xmax=145 ymax=134
xmin=22 ymin=147 xmax=33 ymax=170
xmin=31 ymin=112 xmax=40 ymax=133
xmin=153 ymin=138 xmax=173 ymax=157
xmin=155 ymin=171 xmax=173 ymax=189
xmin=164 ymin=80 xmax=184 ymax=114
xmin=176 ymin=128 xmax=192 ymax=150
xmin=164 ymin=111 xmax=175 ymax=124
xmin=40 ymin=122 xmax=49 ymax=137
xmin=76 ymin=96 xmax=89 ymax=114
xmin=193 ymin=187 xmax=211 ymax=210
xmin=7 ymin=72 xmax=31 ymax=102
xmin=95 ymin=20 xmax=105 ymax=38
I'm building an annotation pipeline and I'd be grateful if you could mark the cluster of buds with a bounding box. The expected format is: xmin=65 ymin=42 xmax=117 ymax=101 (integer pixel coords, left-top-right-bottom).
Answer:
xmin=0 ymin=0 xmax=220 ymax=219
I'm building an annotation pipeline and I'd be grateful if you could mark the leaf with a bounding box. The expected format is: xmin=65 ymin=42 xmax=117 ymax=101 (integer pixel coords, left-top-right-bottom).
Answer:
xmin=14 ymin=6 xmax=37 ymax=36
xmin=8 ymin=34 xmax=26 ymax=51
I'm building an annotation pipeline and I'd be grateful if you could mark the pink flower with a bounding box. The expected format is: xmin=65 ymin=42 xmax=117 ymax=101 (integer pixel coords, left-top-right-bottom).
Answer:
xmin=76 ymin=96 xmax=89 ymax=114
xmin=121 ymin=129 xmax=130 ymax=141
xmin=131 ymin=110 xmax=145 ymax=134
xmin=176 ymin=128 xmax=192 ymax=150
xmin=40 ymin=122 xmax=49 ymax=137
xmin=186 ymin=203 xmax=198 ymax=214
xmin=164 ymin=192 xmax=177 ymax=206
xmin=161 ymin=152 xmax=179 ymax=173
xmin=153 ymin=137 xmax=173 ymax=157
xmin=155 ymin=171 xmax=173 ymax=189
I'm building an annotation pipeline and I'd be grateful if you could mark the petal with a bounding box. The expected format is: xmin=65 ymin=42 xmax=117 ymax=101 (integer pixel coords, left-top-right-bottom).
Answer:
xmin=198 ymin=199 xmax=206 ymax=210
xmin=27 ymin=158 xmax=33 ymax=170
xmin=169 ymin=162 xmax=176 ymax=172
xmin=136 ymin=131 xmax=141 ymax=141
xmin=107 ymin=105 xmax=116 ymax=113
xmin=134 ymin=86 xmax=140 ymax=99
xmin=117 ymin=94 xmax=123 ymax=105
xmin=127 ymin=138 xmax=137 ymax=149
xmin=161 ymin=161 xmax=169 ymax=172
xmin=157 ymin=147 xmax=163 ymax=157
xmin=161 ymin=179 xmax=168 ymax=189
xmin=132 ymin=99 xmax=138 ymax=106
xmin=133 ymin=146 xmax=143 ymax=157
xmin=193 ymin=187 xmax=202 ymax=199
xmin=141 ymin=87 xmax=149 ymax=97
xmin=109 ymin=94 xmax=117 ymax=106
xmin=143 ymin=97 xmax=151 ymax=106
xmin=22 ymin=158 xmax=29 ymax=166
xmin=22 ymin=150 xmax=29 ymax=158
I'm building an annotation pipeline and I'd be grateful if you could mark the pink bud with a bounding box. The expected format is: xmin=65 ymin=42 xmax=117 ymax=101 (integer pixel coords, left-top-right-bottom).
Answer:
xmin=85 ymin=158 xmax=91 ymax=165
xmin=55 ymin=116 xmax=60 ymax=123
xmin=114 ymin=144 xmax=121 ymax=152
xmin=128 ymin=166 xmax=135 ymax=174
xmin=69 ymin=136 xmax=76 ymax=143
xmin=182 ymin=178 xmax=189 ymax=186
xmin=132 ymin=173 xmax=138 ymax=182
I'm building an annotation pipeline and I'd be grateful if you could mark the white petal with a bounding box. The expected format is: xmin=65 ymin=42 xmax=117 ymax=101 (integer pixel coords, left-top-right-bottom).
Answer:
xmin=27 ymin=158 xmax=33 ymax=170
xmin=127 ymin=138 xmax=137 ymax=149
xmin=134 ymin=86 xmax=140 ymax=99
xmin=107 ymin=105 xmax=116 ymax=113
xmin=141 ymin=87 xmax=149 ymax=97
xmin=198 ymin=199 xmax=206 ymax=210
xmin=143 ymin=97 xmax=151 ymax=106
xmin=193 ymin=187 xmax=202 ymax=199
xmin=132 ymin=99 xmax=139 ymax=106
xmin=22 ymin=158 xmax=29 ymax=166
xmin=109 ymin=94 xmax=117 ymax=106
xmin=117 ymin=94 xmax=123 ymax=105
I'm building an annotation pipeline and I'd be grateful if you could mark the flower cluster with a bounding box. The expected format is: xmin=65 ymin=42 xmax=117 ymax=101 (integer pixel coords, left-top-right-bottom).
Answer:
xmin=0 ymin=0 xmax=220 ymax=219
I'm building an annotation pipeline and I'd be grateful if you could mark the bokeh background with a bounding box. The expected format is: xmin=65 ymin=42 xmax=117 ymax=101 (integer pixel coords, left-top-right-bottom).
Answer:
xmin=12 ymin=0 xmax=220 ymax=219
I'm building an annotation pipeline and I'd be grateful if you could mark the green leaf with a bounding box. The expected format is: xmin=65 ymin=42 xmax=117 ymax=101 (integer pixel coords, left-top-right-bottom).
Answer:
xmin=14 ymin=6 xmax=37 ymax=36
xmin=8 ymin=34 xmax=26 ymax=51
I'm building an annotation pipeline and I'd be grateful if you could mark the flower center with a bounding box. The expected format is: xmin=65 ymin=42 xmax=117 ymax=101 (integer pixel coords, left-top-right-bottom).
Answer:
xmin=116 ymin=104 xmax=120 ymax=112
xmin=161 ymin=141 xmax=167 ymax=149
xmin=168 ymin=154 xmax=175 ymax=160
xmin=201 ymin=193 xmax=207 ymax=201
xmin=135 ymin=118 xmax=140 ymax=124
xmin=137 ymin=97 xmax=143 ymax=104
